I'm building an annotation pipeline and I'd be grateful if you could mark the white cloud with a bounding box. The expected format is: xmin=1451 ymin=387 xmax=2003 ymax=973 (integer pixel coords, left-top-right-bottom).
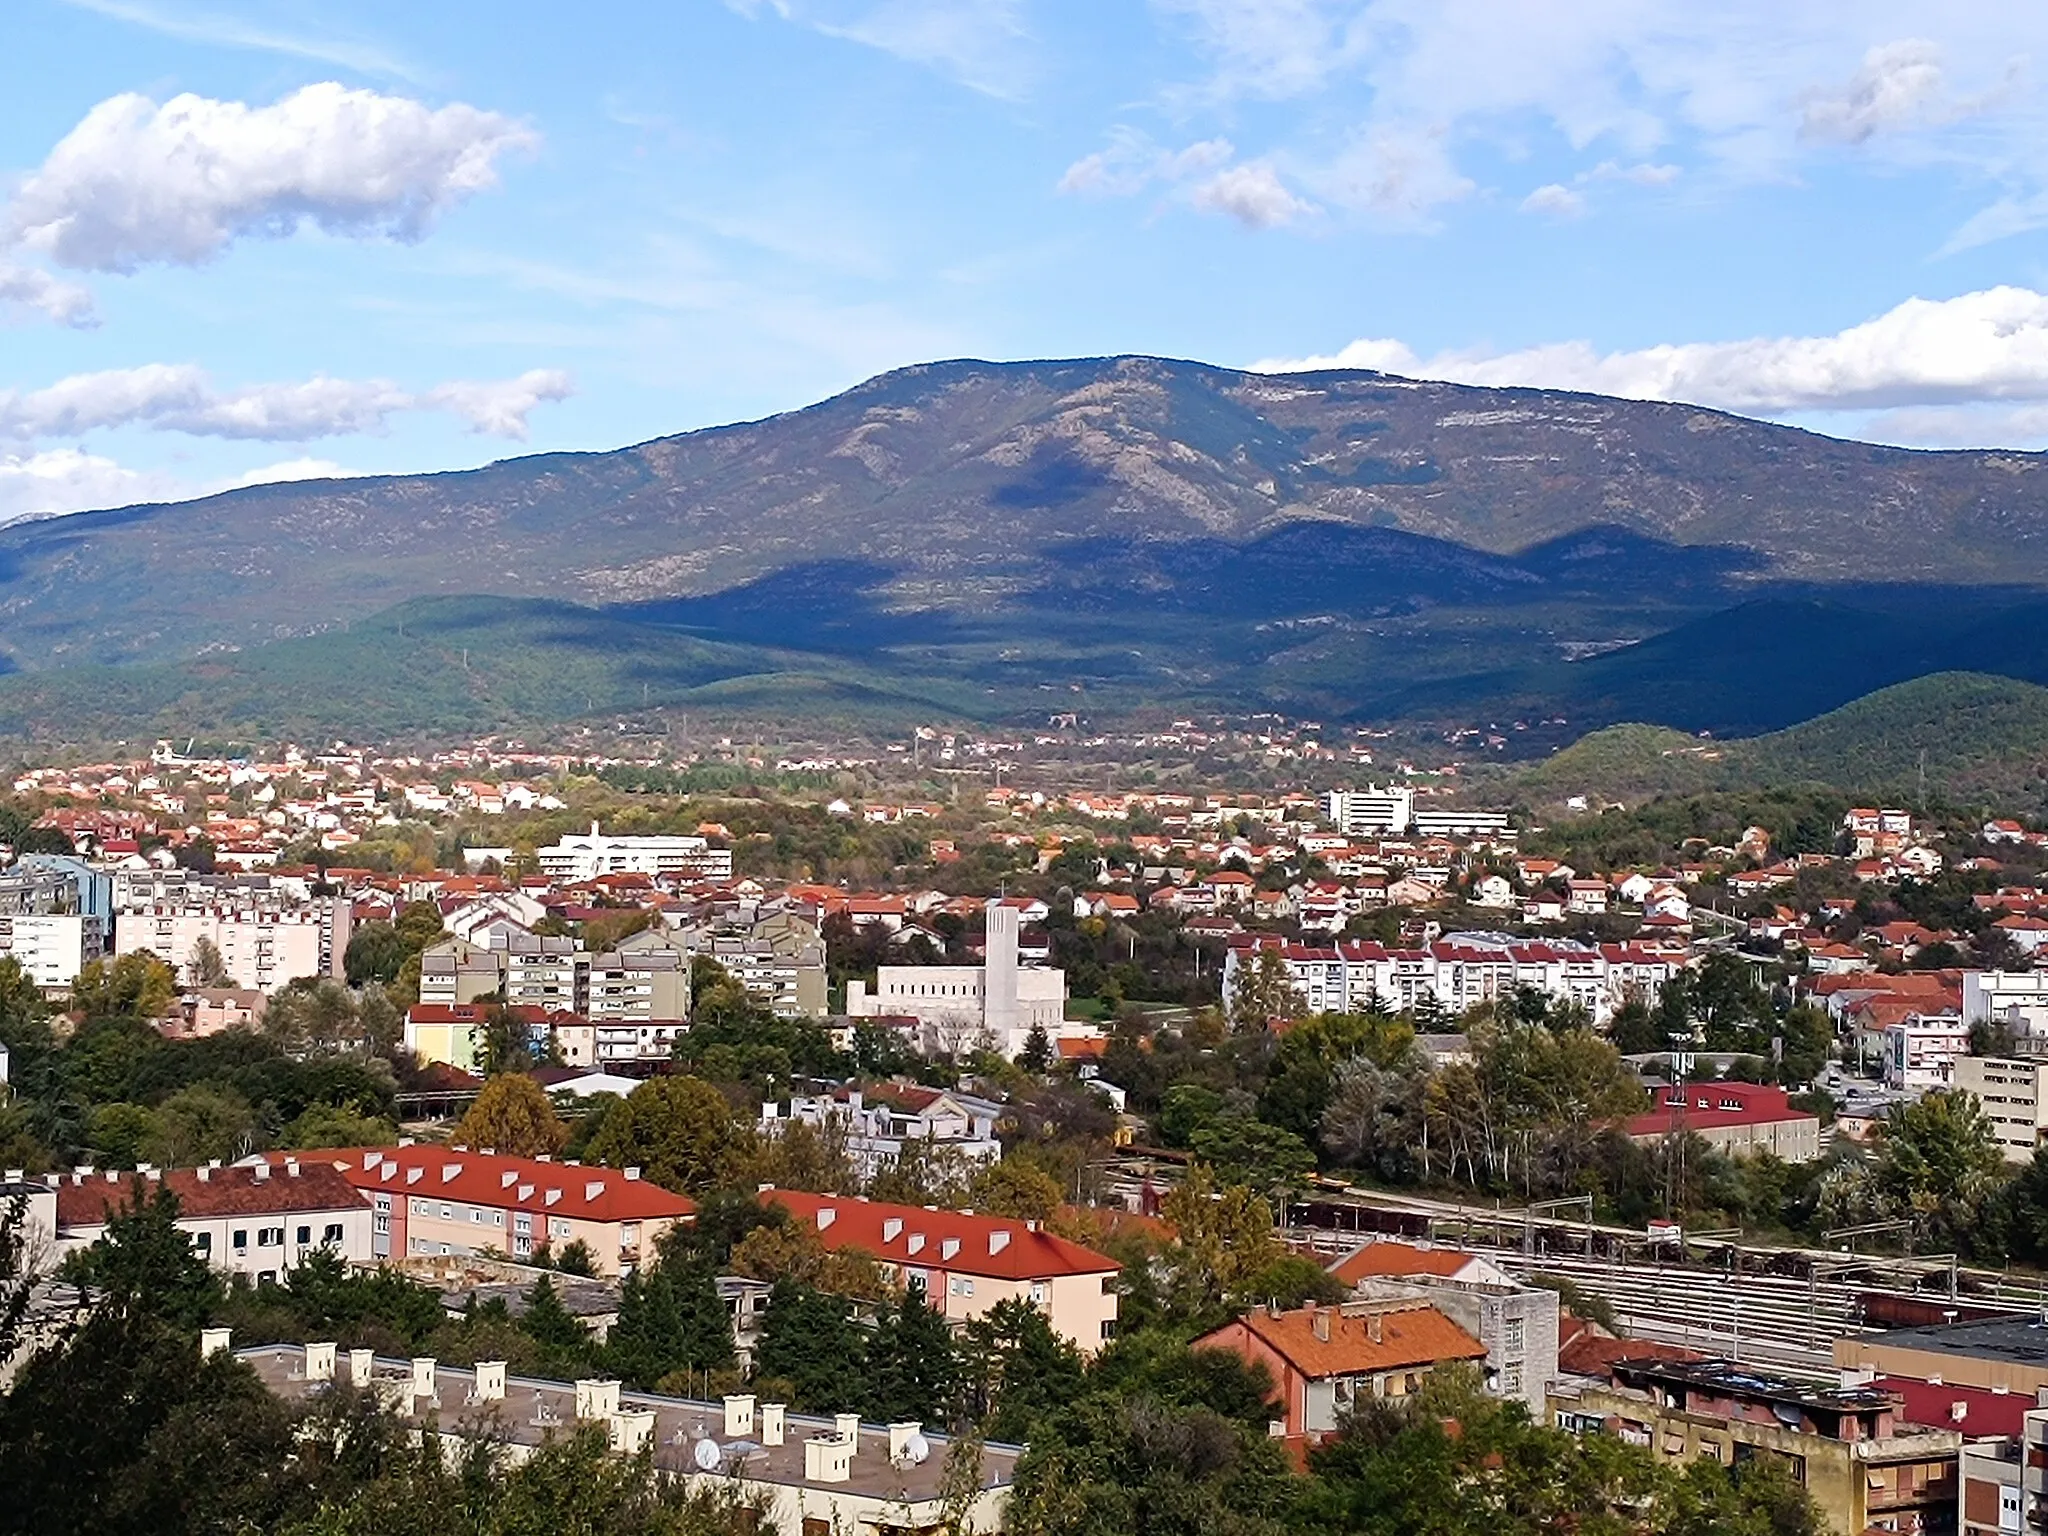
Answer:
xmin=1190 ymin=163 xmax=1319 ymax=227
xmin=423 ymin=370 xmax=575 ymax=438
xmin=0 ymin=364 xmax=572 ymax=442
xmin=1520 ymin=183 xmax=1586 ymax=218
xmin=727 ymin=0 xmax=1033 ymax=98
xmin=3 ymin=83 xmax=537 ymax=272
xmin=1799 ymin=38 xmax=1957 ymax=144
xmin=0 ymin=448 xmax=365 ymax=525
xmin=1252 ymin=287 xmax=2048 ymax=415
xmin=1145 ymin=5 xmax=2042 ymax=234
xmin=59 ymin=0 xmax=420 ymax=80
xmin=0 ymin=261 xmax=96 ymax=327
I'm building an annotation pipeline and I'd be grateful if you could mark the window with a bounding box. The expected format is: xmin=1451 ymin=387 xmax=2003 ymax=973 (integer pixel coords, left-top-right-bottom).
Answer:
xmin=232 ymin=1229 xmax=249 ymax=1252
xmin=323 ymin=1223 xmax=343 ymax=1244
xmin=296 ymin=1225 xmax=312 ymax=1246
xmin=439 ymin=1204 xmax=453 ymax=1220
xmin=257 ymin=1227 xmax=284 ymax=1247
xmin=194 ymin=1232 xmax=212 ymax=1254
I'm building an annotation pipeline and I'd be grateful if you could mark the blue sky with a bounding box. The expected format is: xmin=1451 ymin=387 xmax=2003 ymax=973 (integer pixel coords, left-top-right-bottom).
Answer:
xmin=7 ymin=0 xmax=2048 ymax=520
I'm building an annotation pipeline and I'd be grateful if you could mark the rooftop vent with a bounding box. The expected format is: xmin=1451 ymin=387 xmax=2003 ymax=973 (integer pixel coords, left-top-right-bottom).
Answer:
xmin=816 ymin=1208 xmax=837 ymax=1231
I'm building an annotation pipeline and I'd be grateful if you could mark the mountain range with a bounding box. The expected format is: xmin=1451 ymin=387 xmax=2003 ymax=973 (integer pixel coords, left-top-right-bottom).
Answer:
xmin=5 ymin=354 xmax=2048 ymax=754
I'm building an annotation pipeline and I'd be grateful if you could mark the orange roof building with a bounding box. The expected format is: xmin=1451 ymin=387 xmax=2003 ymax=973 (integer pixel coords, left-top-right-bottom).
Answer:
xmin=326 ymin=1144 xmax=695 ymax=1277
xmin=1197 ymin=1300 xmax=1487 ymax=1441
xmin=763 ymin=1189 xmax=1121 ymax=1352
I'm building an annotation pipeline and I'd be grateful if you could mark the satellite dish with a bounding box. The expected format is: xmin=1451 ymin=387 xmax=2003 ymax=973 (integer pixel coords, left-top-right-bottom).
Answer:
xmin=903 ymin=1433 xmax=930 ymax=1465
xmin=693 ymin=1437 xmax=724 ymax=1472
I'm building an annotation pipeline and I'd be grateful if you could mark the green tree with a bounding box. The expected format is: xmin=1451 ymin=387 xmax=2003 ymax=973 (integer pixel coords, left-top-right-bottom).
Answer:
xmin=587 ymin=1075 xmax=748 ymax=1194
xmin=187 ymin=936 xmax=231 ymax=988
xmin=1874 ymin=1088 xmax=2007 ymax=1249
xmin=518 ymin=1274 xmax=594 ymax=1376
xmin=865 ymin=1280 xmax=961 ymax=1424
xmin=1226 ymin=947 xmax=1303 ymax=1033
xmin=72 ymin=952 xmax=177 ymax=1022
xmin=146 ymin=1082 xmax=255 ymax=1166
xmin=1159 ymin=1163 xmax=1283 ymax=1312
xmin=1186 ymin=1117 xmax=1316 ymax=1199
xmin=965 ymin=1159 xmax=1065 ymax=1221
xmin=452 ymin=1073 xmax=569 ymax=1158
xmin=58 ymin=1180 xmax=222 ymax=1332
xmin=1020 ymin=1022 xmax=1054 ymax=1075
xmin=343 ymin=921 xmax=410 ymax=987
xmin=960 ymin=1296 xmax=1087 ymax=1443
xmin=754 ymin=1278 xmax=867 ymax=1412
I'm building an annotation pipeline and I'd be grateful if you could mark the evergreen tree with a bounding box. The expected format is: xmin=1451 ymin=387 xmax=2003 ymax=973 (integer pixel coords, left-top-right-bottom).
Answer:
xmin=519 ymin=1274 xmax=593 ymax=1375
xmin=961 ymin=1296 xmax=1086 ymax=1444
xmin=754 ymin=1279 xmax=865 ymax=1413
xmin=864 ymin=1280 xmax=960 ymax=1425
xmin=58 ymin=1180 xmax=221 ymax=1333
xmin=1020 ymin=1023 xmax=1053 ymax=1075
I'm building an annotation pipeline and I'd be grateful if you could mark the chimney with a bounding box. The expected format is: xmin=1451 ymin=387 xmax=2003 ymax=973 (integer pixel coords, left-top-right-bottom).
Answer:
xmin=1311 ymin=1306 xmax=1331 ymax=1343
xmin=305 ymin=1341 xmax=337 ymax=1382
xmin=200 ymin=1326 xmax=233 ymax=1358
xmin=252 ymin=1161 xmax=270 ymax=1182
xmin=475 ymin=1361 xmax=506 ymax=1401
xmin=761 ymin=1402 xmax=786 ymax=1446
xmin=196 ymin=1165 xmax=212 ymax=1183
xmin=836 ymin=1412 xmax=861 ymax=1450
xmin=888 ymin=1421 xmax=923 ymax=1462
xmin=724 ymin=1394 xmax=756 ymax=1438
xmin=412 ymin=1357 xmax=437 ymax=1402
xmin=575 ymin=1379 xmax=621 ymax=1421
xmin=609 ymin=1409 xmax=656 ymax=1455
xmin=624 ymin=1167 xmax=641 ymax=1181
xmin=349 ymin=1348 xmax=375 ymax=1387
xmin=285 ymin=1158 xmax=300 ymax=1178
xmin=805 ymin=1432 xmax=853 ymax=1484
xmin=1367 ymin=1313 xmax=1383 ymax=1345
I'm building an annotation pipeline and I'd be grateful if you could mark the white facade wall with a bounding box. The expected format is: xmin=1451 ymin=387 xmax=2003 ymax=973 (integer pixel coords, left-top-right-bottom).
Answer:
xmin=0 ymin=913 xmax=92 ymax=989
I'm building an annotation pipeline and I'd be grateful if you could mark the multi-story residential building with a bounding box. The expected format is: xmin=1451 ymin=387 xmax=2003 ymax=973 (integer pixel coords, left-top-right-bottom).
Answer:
xmin=234 ymin=1342 xmax=1017 ymax=1536
xmin=0 ymin=855 xmax=112 ymax=988
xmin=1327 ymin=1242 xmax=1561 ymax=1415
xmin=1960 ymin=1404 xmax=2048 ymax=1536
xmin=762 ymin=1189 xmax=1120 ymax=1352
xmin=1884 ymin=1012 xmax=1971 ymax=1092
xmin=114 ymin=891 xmax=351 ymax=990
xmin=760 ymin=1087 xmax=1003 ymax=1181
xmin=1964 ymin=970 xmax=2048 ymax=1045
xmin=329 ymin=1144 xmax=695 ymax=1275
xmin=666 ymin=914 xmax=828 ymax=1019
xmin=419 ymin=931 xmax=692 ymax=1033
xmin=1197 ymin=1299 xmax=1488 ymax=1442
xmin=536 ymin=823 xmax=733 ymax=882
xmin=1224 ymin=931 xmax=1689 ymax=1029
xmin=1550 ymin=1357 xmax=1960 ymax=1536
xmin=1957 ymin=1055 xmax=2048 ymax=1162
xmin=54 ymin=1159 xmax=373 ymax=1281
xmin=1324 ymin=786 xmax=1415 ymax=836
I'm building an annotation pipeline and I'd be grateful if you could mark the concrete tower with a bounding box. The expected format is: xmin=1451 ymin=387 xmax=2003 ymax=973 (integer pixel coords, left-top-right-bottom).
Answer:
xmin=983 ymin=901 xmax=1021 ymax=1053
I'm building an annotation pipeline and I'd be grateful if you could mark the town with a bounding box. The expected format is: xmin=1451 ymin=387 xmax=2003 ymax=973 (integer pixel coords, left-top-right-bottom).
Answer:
xmin=3 ymin=725 xmax=2048 ymax=1535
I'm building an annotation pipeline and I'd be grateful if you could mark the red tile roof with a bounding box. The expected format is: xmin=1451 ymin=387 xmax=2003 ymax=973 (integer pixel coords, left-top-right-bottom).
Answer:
xmin=325 ymin=1145 xmax=695 ymax=1224
xmin=56 ymin=1160 xmax=368 ymax=1227
xmin=763 ymin=1189 xmax=1119 ymax=1281
xmin=1207 ymin=1303 xmax=1486 ymax=1379
xmin=1625 ymin=1081 xmax=1813 ymax=1138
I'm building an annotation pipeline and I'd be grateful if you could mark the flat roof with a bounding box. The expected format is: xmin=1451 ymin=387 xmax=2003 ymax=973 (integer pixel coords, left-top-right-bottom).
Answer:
xmin=1614 ymin=1355 xmax=1899 ymax=1413
xmin=238 ymin=1345 xmax=1020 ymax=1503
xmin=1861 ymin=1314 xmax=2048 ymax=1368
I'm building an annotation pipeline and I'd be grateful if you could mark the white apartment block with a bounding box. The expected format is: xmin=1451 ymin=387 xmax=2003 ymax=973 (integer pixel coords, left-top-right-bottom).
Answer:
xmin=1956 ymin=1056 xmax=2048 ymax=1161
xmin=1224 ymin=932 xmax=1688 ymax=1029
xmin=0 ymin=912 xmax=98 ymax=990
xmin=116 ymin=902 xmax=344 ymax=991
xmin=536 ymin=823 xmax=734 ymax=882
xmin=1964 ymin=971 xmax=2048 ymax=1043
xmin=1324 ymin=786 xmax=1415 ymax=836
xmin=1884 ymin=1013 xmax=1970 ymax=1093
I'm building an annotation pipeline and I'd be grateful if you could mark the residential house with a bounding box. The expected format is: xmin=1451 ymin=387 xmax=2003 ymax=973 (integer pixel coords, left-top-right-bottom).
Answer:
xmin=761 ymin=1190 xmax=1120 ymax=1353
xmin=1197 ymin=1299 xmax=1487 ymax=1442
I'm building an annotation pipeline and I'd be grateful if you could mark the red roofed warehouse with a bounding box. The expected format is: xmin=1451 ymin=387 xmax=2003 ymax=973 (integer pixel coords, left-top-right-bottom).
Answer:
xmin=1625 ymin=1081 xmax=1822 ymax=1162
xmin=1197 ymin=1300 xmax=1487 ymax=1441
xmin=55 ymin=1157 xmax=374 ymax=1282
xmin=329 ymin=1144 xmax=695 ymax=1276
xmin=764 ymin=1189 xmax=1121 ymax=1353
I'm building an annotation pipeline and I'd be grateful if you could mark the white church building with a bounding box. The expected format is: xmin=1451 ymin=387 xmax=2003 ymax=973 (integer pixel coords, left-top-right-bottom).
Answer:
xmin=844 ymin=904 xmax=1076 ymax=1058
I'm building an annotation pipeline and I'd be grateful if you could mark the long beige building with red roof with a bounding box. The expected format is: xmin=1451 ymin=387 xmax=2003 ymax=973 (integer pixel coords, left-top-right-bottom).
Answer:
xmin=55 ymin=1157 xmax=374 ymax=1281
xmin=325 ymin=1144 xmax=695 ymax=1276
xmin=764 ymin=1189 xmax=1120 ymax=1352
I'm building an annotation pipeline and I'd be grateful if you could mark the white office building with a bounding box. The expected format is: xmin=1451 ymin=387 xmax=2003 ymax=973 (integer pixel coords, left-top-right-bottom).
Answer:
xmin=536 ymin=823 xmax=734 ymax=882
xmin=1324 ymin=786 xmax=1414 ymax=837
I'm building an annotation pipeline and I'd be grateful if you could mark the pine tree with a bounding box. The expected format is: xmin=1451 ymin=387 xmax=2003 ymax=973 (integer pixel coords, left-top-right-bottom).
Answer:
xmin=865 ymin=1280 xmax=960 ymax=1425
xmin=1019 ymin=1022 xmax=1052 ymax=1075
xmin=519 ymin=1274 xmax=592 ymax=1375
xmin=754 ymin=1279 xmax=865 ymax=1413
xmin=672 ymin=1259 xmax=736 ymax=1375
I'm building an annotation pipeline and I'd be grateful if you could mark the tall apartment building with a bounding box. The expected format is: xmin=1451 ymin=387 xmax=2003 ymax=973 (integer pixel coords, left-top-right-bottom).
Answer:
xmin=419 ymin=931 xmax=691 ymax=1023
xmin=116 ymin=901 xmax=348 ymax=991
xmin=1323 ymin=786 xmax=1414 ymax=836
xmin=536 ymin=823 xmax=734 ymax=882
xmin=663 ymin=915 xmax=828 ymax=1018
xmin=1956 ymin=1055 xmax=2048 ymax=1161
xmin=0 ymin=856 xmax=111 ymax=989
